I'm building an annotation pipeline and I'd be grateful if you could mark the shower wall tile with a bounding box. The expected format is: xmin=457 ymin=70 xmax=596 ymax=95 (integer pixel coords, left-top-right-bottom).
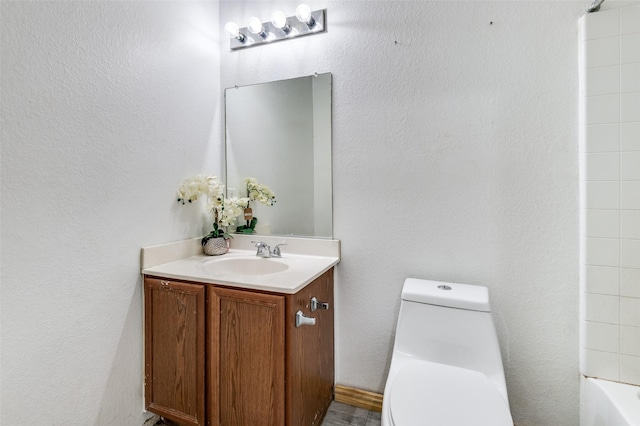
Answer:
xmin=620 ymin=326 xmax=640 ymax=356
xmin=586 ymin=124 xmax=619 ymax=152
xmin=585 ymin=181 xmax=620 ymax=210
xmin=621 ymin=181 xmax=640 ymax=209
xmin=581 ymin=6 xmax=640 ymax=386
xmin=582 ymin=320 xmax=620 ymax=352
xmin=586 ymin=210 xmax=620 ymax=238
xmin=620 ymin=5 xmax=640 ymax=34
xmin=620 ymin=152 xmax=640 ymax=180
xmin=581 ymin=348 xmax=619 ymax=381
xmin=586 ymin=94 xmax=620 ymax=124
xmin=584 ymin=8 xmax=619 ymax=39
xmin=586 ymin=181 xmax=619 ymax=209
xmin=621 ymin=63 xmax=640 ymax=93
xmin=586 ymin=152 xmax=619 ymax=180
xmin=620 ymin=354 xmax=640 ymax=383
xmin=621 ymin=211 xmax=640 ymax=239
xmin=621 ymin=92 xmax=640 ymax=122
xmin=620 ymin=297 xmax=640 ymax=326
xmin=586 ymin=65 xmax=620 ymax=96
xmin=621 ymin=33 xmax=640 ymax=64
xmin=621 ymin=268 xmax=640 ymax=297
xmin=586 ymin=238 xmax=620 ymax=266
xmin=583 ymin=293 xmax=619 ymax=323
xmin=585 ymin=265 xmax=619 ymax=295
xmin=586 ymin=37 xmax=620 ymax=67
xmin=620 ymin=239 xmax=640 ymax=268
xmin=621 ymin=122 xmax=640 ymax=151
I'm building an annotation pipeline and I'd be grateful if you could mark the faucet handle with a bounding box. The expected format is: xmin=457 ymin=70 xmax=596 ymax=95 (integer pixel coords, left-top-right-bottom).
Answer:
xmin=271 ymin=243 xmax=287 ymax=257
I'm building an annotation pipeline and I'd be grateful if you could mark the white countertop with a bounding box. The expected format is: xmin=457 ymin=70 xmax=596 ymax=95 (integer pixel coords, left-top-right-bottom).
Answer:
xmin=142 ymin=249 xmax=340 ymax=294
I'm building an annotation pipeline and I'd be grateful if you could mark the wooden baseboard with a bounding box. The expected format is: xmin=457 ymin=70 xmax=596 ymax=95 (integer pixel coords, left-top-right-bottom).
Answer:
xmin=334 ymin=385 xmax=383 ymax=412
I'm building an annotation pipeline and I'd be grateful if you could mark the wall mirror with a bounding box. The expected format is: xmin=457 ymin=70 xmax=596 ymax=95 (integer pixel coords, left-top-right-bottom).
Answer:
xmin=225 ymin=73 xmax=332 ymax=238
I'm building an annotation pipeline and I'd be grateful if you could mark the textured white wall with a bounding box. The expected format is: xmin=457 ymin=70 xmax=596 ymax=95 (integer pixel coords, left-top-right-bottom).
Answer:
xmin=220 ymin=1 xmax=582 ymax=425
xmin=0 ymin=2 xmax=221 ymax=424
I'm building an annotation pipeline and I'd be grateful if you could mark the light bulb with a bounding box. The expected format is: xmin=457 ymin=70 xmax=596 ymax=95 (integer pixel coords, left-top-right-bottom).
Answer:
xmin=271 ymin=11 xmax=288 ymax=29
xmin=248 ymin=17 xmax=265 ymax=35
xmin=224 ymin=22 xmax=245 ymax=41
xmin=295 ymin=4 xmax=314 ymax=26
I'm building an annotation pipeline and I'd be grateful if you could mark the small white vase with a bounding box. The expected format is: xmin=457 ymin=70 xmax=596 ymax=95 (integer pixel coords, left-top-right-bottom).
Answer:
xmin=203 ymin=237 xmax=229 ymax=256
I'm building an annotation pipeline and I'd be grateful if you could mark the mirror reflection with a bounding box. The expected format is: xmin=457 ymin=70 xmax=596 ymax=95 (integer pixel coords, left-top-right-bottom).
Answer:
xmin=225 ymin=73 xmax=332 ymax=238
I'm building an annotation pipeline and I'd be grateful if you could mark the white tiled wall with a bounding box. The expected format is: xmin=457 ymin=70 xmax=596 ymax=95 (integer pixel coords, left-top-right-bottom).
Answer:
xmin=580 ymin=5 xmax=640 ymax=386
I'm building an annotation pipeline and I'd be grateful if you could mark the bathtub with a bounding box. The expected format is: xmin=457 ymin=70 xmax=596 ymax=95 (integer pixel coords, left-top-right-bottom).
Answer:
xmin=581 ymin=376 xmax=640 ymax=426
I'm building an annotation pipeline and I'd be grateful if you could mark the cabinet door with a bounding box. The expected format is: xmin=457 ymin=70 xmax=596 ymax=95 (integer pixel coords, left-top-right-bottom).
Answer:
xmin=144 ymin=277 xmax=205 ymax=426
xmin=208 ymin=287 xmax=285 ymax=426
xmin=286 ymin=269 xmax=335 ymax=426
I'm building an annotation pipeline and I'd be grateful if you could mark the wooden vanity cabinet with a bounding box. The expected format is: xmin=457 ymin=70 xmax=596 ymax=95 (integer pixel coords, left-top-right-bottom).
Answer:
xmin=207 ymin=287 xmax=286 ymax=426
xmin=144 ymin=268 xmax=334 ymax=426
xmin=144 ymin=278 xmax=206 ymax=426
xmin=285 ymin=268 xmax=334 ymax=426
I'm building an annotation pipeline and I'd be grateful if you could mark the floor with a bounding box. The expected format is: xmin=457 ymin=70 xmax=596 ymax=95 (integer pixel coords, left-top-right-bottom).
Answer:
xmin=153 ymin=401 xmax=381 ymax=426
xmin=321 ymin=401 xmax=381 ymax=426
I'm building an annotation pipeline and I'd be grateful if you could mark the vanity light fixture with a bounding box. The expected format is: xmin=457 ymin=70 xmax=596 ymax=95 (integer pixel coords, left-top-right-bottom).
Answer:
xmin=271 ymin=11 xmax=291 ymax=33
xmin=295 ymin=4 xmax=315 ymax=27
xmin=247 ymin=17 xmax=268 ymax=38
xmin=225 ymin=4 xmax=326 ymax=51
xmin=224 ymin=22 xmax=245 ymax=42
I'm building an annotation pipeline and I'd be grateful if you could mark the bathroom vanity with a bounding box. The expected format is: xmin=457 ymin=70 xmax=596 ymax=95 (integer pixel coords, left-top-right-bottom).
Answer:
xmin=141 ymin=238 xmax=339 ymax=426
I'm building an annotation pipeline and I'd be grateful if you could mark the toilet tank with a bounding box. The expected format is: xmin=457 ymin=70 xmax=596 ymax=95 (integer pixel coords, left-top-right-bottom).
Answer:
xmin=394 ymin=278 xmax=508 ymax=401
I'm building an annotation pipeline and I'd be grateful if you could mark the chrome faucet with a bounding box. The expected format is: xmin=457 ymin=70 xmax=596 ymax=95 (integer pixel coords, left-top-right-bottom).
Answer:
xmin=251 ymin=241 xmax=287 ymax=258
xmin=251 ymin=241 xmax=271 ymax=258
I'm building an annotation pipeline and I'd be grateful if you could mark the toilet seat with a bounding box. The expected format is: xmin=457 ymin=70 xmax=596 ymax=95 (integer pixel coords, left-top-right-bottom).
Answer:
xmin=389 ymin=359 xmax=513 ymax=426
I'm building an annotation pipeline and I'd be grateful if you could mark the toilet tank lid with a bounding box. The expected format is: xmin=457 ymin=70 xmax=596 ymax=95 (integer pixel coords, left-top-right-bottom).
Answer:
xmin=402 ymin=278 xmax=491 ymax=312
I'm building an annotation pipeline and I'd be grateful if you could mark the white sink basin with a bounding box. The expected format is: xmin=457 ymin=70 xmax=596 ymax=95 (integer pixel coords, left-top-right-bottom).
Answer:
xmin=197 ymin=257 xmax=289 ymax=276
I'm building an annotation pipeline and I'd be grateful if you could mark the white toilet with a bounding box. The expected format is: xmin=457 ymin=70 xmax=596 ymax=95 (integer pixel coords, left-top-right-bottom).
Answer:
xmin=381 ymin=278 xmax=514 ymax=426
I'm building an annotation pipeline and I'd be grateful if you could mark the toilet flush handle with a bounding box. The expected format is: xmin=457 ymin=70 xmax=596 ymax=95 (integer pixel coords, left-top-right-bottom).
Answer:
xmin=310 ymin=297 xmax=329 ymax=311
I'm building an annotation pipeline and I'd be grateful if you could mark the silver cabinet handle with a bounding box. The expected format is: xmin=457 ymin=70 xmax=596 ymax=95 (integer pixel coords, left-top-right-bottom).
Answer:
xmin=295 ymin=310 xmax=316 ymax=327
xmin=310 ymin=297 xmax=329 ymax=312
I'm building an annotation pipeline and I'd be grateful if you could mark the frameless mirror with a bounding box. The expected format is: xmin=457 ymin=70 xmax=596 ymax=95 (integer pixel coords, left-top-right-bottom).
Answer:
xmin=225 ymin=73 xmax=332 ymax=238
